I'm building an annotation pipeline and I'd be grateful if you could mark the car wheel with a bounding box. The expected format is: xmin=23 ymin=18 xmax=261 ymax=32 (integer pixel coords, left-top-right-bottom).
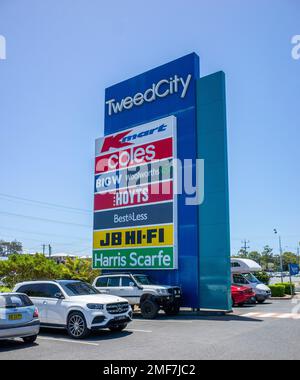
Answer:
xmin=67 ymin=312 xmax=90 ymax=339
xmin=141 ymin=299 xmax=159 ymax=319
xmin=257 ymin=299 xmax=265 ymax=304
xmin=109 ymin=323 xmax=128 ymax=332
xmin=164 ymin=303 xmax=180 ymax=316
xmin=237 ymin=303 xmax=244 ymax=307
xmin=23 ymin=335 xmax=37 ymax=344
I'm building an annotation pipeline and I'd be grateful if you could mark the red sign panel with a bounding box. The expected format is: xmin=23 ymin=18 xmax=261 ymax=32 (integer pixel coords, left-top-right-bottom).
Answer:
xmin=94 ymin=181 xmax=174 ymax=211
xmin=95 ymin=138 xmax=173 ymax=174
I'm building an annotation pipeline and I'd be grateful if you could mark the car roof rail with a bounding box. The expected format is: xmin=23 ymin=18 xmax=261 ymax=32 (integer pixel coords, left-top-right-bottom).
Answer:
xmin=101 ymin=272 xmax=134 ymax=276
xmin=22 ymin=279 xmax=55 ymax=282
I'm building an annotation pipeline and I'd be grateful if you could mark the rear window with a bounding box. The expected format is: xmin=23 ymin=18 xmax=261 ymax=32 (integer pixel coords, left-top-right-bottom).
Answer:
xmin=17 ymin=283 xmax=62 ymax=298
xmin=0 ymin=294 xmax=33 ymax=309
xmin=107 ymin=277 xmax=121 ymax=287
xmin=121 ymin=277 xmax=135 ymax=287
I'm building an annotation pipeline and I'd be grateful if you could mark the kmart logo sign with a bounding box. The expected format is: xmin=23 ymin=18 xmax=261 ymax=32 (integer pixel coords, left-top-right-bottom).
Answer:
xmin=106 ymin=74 xmax=192 ymax=116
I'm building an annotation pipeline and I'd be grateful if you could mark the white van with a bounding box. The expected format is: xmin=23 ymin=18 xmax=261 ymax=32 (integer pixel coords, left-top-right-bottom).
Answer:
xmin=231 ymin=258 xmax=271 ymax=303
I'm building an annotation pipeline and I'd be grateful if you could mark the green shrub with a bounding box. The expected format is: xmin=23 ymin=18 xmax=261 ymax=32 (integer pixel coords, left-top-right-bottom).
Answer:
xmin=269 ymin=285 xmax=285 ymax=297
xmin=255 ymin=271 xmax=271 ymax=285
xmin=0 ymin=254 xmax=100 ymax=288
xmin=274 ymin=282 xmax=295 ymax=296
xmin=0 ymin=287 xmax=11 ymax=293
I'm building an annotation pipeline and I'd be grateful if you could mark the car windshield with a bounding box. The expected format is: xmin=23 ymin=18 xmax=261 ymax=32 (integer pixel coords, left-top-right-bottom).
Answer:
xmin=243 ymin=273 xmax=261 ymax=284
xmin=60 ymin=282 xmax=100 ymax=297
xmin=0 ymin=294 xmax=33 ymax=309
xmin=133 ymin=275 xmax=157 ymax=285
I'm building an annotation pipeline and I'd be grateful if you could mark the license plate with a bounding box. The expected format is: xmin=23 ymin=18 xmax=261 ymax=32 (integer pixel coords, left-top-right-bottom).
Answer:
xmin=8 ymin=314 xmax=22 ymax=321
xmin=175 ymin=295 xmax=181 ymax=298
xmin=114 ymin=316 xmax=126 ymax=322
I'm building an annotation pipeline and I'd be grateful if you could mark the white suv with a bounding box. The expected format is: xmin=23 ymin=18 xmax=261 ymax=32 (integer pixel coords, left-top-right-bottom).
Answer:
xmin=13 ymin=280 xmax=132 ymax=339
xmin=93 ymin=273 xmax=182 ymax=319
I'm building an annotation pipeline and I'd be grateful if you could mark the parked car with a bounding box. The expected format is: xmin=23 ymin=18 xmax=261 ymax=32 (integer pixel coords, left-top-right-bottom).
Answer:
xmin=231 ymin=258 xmax=271 ymax=303
xmin=13 ymin=280 xmax=132 ymax=339
xmin=231 ymin=285 xmax=256 ymax=307
xmin=0 ymin=293 xmax=40 ymax=343
xmin=93 ymin=273 xmax=182 ymax=319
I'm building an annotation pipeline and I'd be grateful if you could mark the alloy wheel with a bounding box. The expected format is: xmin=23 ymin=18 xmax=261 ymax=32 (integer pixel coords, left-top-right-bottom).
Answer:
xmin=68 ymin=314 xmax=85 ymax=338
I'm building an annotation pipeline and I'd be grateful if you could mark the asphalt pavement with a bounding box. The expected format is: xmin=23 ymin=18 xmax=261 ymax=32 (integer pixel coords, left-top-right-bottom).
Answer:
xmin=1 ymin=299 xmax=300 ymax=360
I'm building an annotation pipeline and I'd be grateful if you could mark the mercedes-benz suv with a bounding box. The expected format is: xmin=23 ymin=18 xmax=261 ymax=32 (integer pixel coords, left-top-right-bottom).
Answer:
xmin=14 ymin=280 xmax=132 ymax=339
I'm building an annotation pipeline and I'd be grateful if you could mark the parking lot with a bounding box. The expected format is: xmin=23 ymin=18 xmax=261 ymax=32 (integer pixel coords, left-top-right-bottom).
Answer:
xmin=1 ymin=299 xmax=300 ymax=360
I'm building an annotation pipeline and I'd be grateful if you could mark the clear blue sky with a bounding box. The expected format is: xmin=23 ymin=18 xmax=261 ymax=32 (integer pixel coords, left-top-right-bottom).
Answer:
xmin=0 ymin=0 xmax=299 ymax=256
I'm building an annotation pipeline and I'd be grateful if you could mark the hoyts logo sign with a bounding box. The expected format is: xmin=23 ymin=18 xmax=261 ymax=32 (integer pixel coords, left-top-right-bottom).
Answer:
xmin=100 ymin=124 xmax=167 ymax=153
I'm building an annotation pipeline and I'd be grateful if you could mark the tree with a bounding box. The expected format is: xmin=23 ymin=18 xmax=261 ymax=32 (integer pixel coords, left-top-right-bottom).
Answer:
xmin=248 ymin=251 xmax=261 ymax=264
xmin=60 ymin=257 xmax=100 ymax=283
xmin=237 ymin=250 xmax=248 ymax=259
xmin=282 ymin=252 xmax=298 ymax=271
xmin=0 ymin=254 xmax=61 ymax=288
xmin=0 ymin=254 xmax=100 ymax=288
xmin=0 ymin=240 xmax=22 ymax=256
xmin=260 ymin=245 xmax=273 ymax=270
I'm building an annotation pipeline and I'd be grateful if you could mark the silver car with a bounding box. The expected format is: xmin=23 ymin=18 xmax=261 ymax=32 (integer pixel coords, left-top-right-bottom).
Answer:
xmin=0 ymin=293 xmax=40 ymax=343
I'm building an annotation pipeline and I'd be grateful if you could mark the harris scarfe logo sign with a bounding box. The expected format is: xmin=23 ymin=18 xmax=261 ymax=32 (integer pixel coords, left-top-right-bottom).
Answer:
xmin=106 ymin=74 xmax=192 ymax=116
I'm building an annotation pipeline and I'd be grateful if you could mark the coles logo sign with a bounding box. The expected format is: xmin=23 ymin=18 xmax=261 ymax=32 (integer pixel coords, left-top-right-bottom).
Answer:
xmin=95 ymin=117 xmax=176 ymax=173
xmin=95 ymin=138 xmax=173 ymax=174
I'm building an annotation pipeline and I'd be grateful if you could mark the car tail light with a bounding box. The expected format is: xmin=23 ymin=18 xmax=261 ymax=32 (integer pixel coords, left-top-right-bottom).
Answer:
xmin=33 ymin=308 xmax=39 ymax=318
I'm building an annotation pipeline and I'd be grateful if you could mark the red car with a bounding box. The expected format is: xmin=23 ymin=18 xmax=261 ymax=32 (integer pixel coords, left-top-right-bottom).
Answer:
xmin=231 ymin=285 xmax=255 ymax=307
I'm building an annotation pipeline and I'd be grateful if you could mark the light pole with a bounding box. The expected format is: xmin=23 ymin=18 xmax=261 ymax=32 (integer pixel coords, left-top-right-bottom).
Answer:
xmin=274 ymin=229 xmax=284 ymax=283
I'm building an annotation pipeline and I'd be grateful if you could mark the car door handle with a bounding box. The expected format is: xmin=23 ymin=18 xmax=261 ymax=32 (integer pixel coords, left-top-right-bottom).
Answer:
xmin=43 ymin=301 xmax=47 ymax=305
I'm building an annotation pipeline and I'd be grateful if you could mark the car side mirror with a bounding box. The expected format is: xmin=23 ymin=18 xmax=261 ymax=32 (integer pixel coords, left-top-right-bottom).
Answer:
xmin=129 ymin=282 xmax=136 ymax=287
xmin=54 ymin=292 xmax=64 ymax=300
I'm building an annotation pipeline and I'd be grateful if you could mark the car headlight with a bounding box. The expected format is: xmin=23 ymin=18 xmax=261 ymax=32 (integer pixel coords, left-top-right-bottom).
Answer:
xmin=256 ymin=289 xmax=267 ymax=295
xmin=87 ymin=303 xmax=104 ymax=310
xmin=157 ymin=289 xmax=169 ymax=295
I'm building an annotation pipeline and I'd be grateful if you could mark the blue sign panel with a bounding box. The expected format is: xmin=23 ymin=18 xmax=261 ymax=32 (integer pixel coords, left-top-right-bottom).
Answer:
xmin=104 ymin=53 xmax=200 ymax=308
xmin=105 ymin=53 xmax=199 ymax=132
xmin=289 ymin=264 xmax=300 ymax=276
xmin=94 ymin=202 xmax=173 ymax=230
xmin=102 ymin=53 xmax=231 ymax=311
